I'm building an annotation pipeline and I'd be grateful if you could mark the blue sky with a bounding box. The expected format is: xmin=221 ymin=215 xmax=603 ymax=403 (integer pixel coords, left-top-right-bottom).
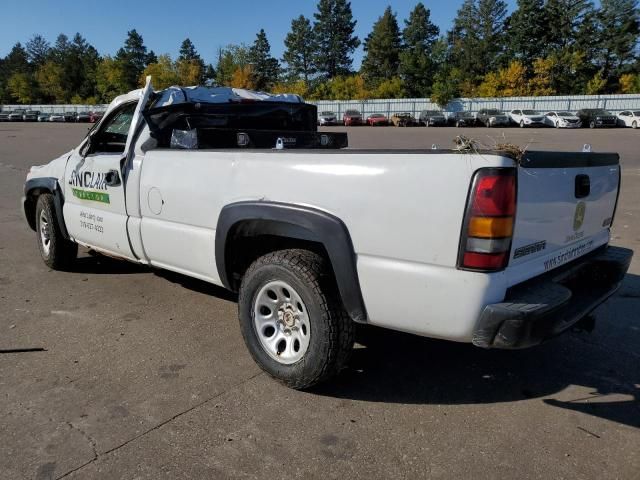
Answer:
xmin=1 ymin=0 xmax=518 ymax=67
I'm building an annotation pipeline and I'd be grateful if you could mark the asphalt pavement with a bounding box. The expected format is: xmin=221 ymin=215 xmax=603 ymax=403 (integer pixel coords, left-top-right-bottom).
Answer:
xmin=1 ymin=123 xmax=639 ymax=479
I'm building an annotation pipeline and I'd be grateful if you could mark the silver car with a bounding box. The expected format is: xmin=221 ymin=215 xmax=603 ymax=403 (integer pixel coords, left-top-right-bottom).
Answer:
xmin=318 ymin=111 xmax=337 ymax=126
xmin=49 ymin=113 xmax=66 ymax=122
xmin=544 ymin=111 xmax=581 ymax=128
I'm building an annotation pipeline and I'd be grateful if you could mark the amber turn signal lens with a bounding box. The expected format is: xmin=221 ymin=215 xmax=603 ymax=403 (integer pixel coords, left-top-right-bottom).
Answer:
xmin=467 ymin=216 xmax=513 ymax=238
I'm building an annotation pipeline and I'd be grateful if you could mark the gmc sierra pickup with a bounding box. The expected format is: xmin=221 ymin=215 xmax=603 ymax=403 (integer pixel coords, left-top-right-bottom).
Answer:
xmin=22 ymin=78 xmax=633 ymax=389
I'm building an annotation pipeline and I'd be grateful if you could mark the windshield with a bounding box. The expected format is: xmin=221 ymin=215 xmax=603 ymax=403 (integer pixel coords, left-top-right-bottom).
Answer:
xmin=345 ymin=110 xmax=360 ymax=115
xmin=320 ymin=111 xmax=334 ymax=116
xmin=593 ymin=109 xmax=611 ymax=115
xmin=522 ymin=110 xmax=540 ymax=115
xmin=458 ymin=112 xmax=473 ymax=117
xmin=369 ymin=114 xmax=384 ymax=118
xmin=634 ymin=111 xmax=640 ymax=116
xmin=558 ymin=112 xmax=573 ymax=117
xmin=487 ymin=109 xmax=502 ymax=115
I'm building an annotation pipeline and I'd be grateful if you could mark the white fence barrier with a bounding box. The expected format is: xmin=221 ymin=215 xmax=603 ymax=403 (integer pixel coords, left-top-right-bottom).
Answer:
xmin=0 ymin=104 xmax=109 ymax=114
xmin=310 ymin=94 xmax=640 ymax=119
xmin=2 ymin=94 xmax=640 ymax=119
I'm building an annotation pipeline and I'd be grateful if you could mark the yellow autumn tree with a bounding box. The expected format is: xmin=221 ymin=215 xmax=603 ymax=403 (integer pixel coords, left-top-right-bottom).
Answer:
xmin=619 ymin=73 xmax=640 ymax=94
xmin=586 ymin=69 xmax=607 ymax=95
xmin=500 ymin=61 xmax=528 ymax=96
xmin=230 ymin=65 xmax=256 ymax=89
xmin=35 ymin=61 xmax=66 ymax=103
xmin=372 ymin=77 xmax=405 ymax=99
xmin=141 ymin=54 xmax=180 ymax=90
xmin=325 ymin=75 xmax=370 ymax=100
xmin=529 ymin=57 xmax=556 ymax=96
xmin=271 ymin=80 xmax=309 ymax=96
xmin=477 ymin=61 xmax=528 ymax=97
xmin=176 ymin=59 xmax=202 ymax=86
xmin=7 ymin=73 xmax=35 ymax=104
xmin=476 ymin=71 xmax=502 ymax=97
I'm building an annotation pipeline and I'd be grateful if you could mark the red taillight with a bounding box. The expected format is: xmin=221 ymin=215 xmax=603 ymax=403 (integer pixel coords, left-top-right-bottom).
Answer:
xmin=458 ymin=168 xmax=517 ymax=272
xmin=462 ymin=252 xmax=508 ymax=269
xmin=471 ymin=174 xmax=516 ymax=216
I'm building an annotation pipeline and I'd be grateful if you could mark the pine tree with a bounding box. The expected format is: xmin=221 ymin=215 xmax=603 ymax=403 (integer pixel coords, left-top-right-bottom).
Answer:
xmin=179 ymin=39 xmax=198 ymax=61
xmin=595 ymin=0 xmax=640 ymax=83
xmin=248 ymin=30 xmax=279 ymax=90
xmin=178 ymin=38 xmax=206 ymax=84
xmin=448 ymin=0 xmax=481 ymax=83
xmin=448 ymin=0 xmax=508 ymax=88
xmin=544 ymin=0 xmax=594 ymax=51
xmin=0 ymin=43 xmax=31 ymax=103
xmin=51 ymin=34 xmax=71 ymax=64
xmin=476 ymin=0 xmax=509 ymax=71
xmin=116 ymin=29 xmax=151 ymax=90
xmin=3 ymin=43 xmax=30 ymax=74
xmin=506 ymin=0 xmax=547 ymax=68
xmin=313 ymin=0 xmax=360 ymax=78
xmin=25 ymin=35 xmax=51 ymax=66
xmin=283 ymin=15 xmax=316 ymax=82
xmin=543 ymin=0 xmax=599 ymax=93
xmin=360 ymin=7 xmax=403 ymax=86
xmin=399 ymin=2 xmax=440 ymax=97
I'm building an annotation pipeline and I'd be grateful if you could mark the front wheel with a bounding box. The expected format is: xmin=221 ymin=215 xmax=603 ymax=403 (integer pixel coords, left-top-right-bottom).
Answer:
xmin=590 ymin=121 xmax=596 ymax=129
xmin=633 ymin=121 xmax=637 ymax=129
xmin=519 ymin=120 xmax=525 ymax=128
xmin=238 ymin=249 xmax=355 ymax=389
xmin=35 ymin=194 xmax=77 ymax=270
xmin=555 ymin=121 xmax=560 ymax=128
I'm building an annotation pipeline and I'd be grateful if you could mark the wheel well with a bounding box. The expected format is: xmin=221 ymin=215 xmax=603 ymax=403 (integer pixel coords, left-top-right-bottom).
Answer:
xmin=225 ymin=229 xmax=329 ymax=292
xmin=216 ymin=202 xmax=368 ymax=323
xmin=24 ymin=187 xmax=52 ymax=231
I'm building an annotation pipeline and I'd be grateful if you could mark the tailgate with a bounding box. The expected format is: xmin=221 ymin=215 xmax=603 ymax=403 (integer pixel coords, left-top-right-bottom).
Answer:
xmin=508 ymin=152 xmax=620 ymax=280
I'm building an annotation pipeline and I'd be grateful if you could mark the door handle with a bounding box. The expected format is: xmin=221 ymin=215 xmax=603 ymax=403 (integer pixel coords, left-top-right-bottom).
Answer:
xmin=105 ymin=169 xmax=121 ymax=187
xmin=575 ymin=174 xmax=590 ymax=198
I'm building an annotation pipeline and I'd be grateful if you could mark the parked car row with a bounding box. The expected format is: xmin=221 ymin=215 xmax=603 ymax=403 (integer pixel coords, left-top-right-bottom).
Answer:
xmin=317 ymin=108 xmax=640 ymax=129
xmin=0 ymin=109 xmax=104 ymax=123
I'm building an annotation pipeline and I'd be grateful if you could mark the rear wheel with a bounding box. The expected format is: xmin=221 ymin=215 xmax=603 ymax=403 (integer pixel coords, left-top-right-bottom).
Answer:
xmin=590 ymin=121 xmax=596 ymax=129
xmin=633 ymin=121 xmax=637 ymax=129
xmin=35 ymin=194 xmax=77 ymax=270
xmin=238 ymin=249 xmax=354 ymax=389
xmin=519 ymin=120 xmax=525 ymax=128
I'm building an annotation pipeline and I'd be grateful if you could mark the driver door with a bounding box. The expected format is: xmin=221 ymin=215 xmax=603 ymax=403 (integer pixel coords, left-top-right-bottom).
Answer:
xmin=63 ymin=80 xmax=152 ymax=260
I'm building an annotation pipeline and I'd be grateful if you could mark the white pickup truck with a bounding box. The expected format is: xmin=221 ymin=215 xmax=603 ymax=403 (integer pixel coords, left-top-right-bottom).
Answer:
xmin=23 ymin=79 xmax=632 ymax=389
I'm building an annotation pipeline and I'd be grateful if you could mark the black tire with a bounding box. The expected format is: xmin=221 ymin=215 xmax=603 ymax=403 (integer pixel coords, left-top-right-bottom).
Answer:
xmin=35 ymin=194 xmax=77 ymax=270
xmin=555 ymin=121 xmax=560 ymax=128
xmin=590 ymin=121 xmax=596 ymax=129
xmin=519 ymin=120 xmax=525 ymax=128
xmin=238 ymin=249 xmax=355 ymax=389
xmin=632 ymin=121 xmax=637 ymax=129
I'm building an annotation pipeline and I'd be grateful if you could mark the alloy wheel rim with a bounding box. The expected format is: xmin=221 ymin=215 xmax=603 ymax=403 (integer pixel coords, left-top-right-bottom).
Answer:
xmin=39 ymin=210 xmax=51 ymax=256
xmin=253 ymin=280 xmax=311 ymax=365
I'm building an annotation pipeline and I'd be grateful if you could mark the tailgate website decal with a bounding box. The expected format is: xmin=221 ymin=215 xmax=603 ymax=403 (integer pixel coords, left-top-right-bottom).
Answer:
xmin=543 ymin=240 xmax=594 ymax=271
xmin=68 ymin=170 xmax=110 ymax=204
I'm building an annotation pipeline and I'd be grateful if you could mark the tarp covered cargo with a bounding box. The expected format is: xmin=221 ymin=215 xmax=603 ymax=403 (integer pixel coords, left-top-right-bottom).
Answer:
xmin=142 ymin=86 xmax=347 ymax=149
